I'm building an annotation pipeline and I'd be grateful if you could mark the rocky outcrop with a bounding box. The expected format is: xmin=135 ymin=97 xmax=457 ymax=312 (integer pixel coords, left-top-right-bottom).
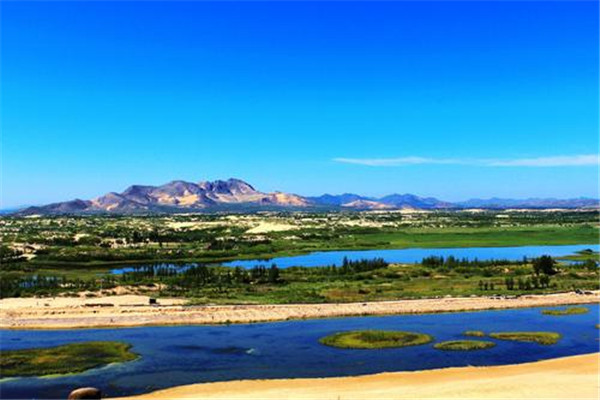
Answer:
xmin=67 ymin=387 xmax=102 ymax=399
xmin=18 ymin=178 xmax=315 ymax=214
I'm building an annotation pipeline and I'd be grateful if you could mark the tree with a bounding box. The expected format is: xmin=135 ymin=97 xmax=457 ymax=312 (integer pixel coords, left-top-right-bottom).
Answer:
xmin=532 ymin=255 xmax=557 ymax=276
xmin=268 ymin=264 xmax=280 ymax=283
xmin=504 ymin=277 xmax=515 ymax=290
xmin=539 ymin=274 xmax=550 ymax=288
xmin=583 ymin=259 xmax=598 ymax=270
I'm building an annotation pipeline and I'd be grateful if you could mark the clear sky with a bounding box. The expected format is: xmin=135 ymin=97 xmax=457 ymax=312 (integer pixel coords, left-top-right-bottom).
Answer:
xmin=1 ymin=1 xmax=598 ymax=208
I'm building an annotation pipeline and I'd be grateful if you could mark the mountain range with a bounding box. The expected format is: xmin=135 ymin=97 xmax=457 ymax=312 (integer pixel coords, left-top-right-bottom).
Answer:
xmin=14 ymin=178 xmax=600 ymax=215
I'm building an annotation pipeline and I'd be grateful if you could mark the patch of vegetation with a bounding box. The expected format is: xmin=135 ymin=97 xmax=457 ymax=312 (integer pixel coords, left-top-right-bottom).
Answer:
xmin=2 ymin=211 xmax=598 ymax=267
xmin=541 ymin=307 xmax=589 ymax=316
xmin=489 ymin=332 xmax=561 ymax=345
xmin=463 ymin=330 xmax=485 ymax=337
xmin=1 ymin=212 xmax=598 ymax=302
xmin=319 ymin=330 xmax=433 ymax=349
xmin=433 ymin=340 xmax=495 ymax=351
xmin=0 ymin=341 xmax=138 ymax=378
xmin=2 ymin=252 xmax=598 ymax=303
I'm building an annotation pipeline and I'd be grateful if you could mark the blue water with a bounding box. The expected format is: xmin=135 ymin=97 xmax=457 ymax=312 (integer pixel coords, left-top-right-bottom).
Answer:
xmin=110 ymin=244 xmax=599 ymax=274
xmin=223 ymin=244 xmax=599 ymax=269
xmin=1 ymin=305 xmax=598 ymax=399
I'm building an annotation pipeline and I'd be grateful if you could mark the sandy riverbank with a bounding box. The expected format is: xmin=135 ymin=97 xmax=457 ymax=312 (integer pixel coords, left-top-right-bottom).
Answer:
xmin=1 ymin=291 xmax=598 ymax=330
xmin=117 ymin=353 xmax=599 ymax=399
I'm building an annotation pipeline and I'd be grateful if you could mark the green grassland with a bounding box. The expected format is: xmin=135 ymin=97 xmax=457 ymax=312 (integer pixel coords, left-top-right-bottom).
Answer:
xmin=0 ymin=341 xmax=138 ymax=378
xmin=19 ymin=224 xmax=600 ymax=267
xmin=2 ymin=211 xmax=598 ymax=269
xmin=183 ymin=266 xmax=597 ymax=305
xmin=319 ymin=330 xmax=433 ymax=349
xmin=2 ymin=254 xmax=598 ymax=303
xmin=1 ymin=211 xmax=598 ymax=303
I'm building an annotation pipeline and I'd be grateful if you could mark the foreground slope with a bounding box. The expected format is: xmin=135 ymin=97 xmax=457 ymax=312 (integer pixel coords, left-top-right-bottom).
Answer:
xmin=118 ymin=353 xmax=599 ymax=400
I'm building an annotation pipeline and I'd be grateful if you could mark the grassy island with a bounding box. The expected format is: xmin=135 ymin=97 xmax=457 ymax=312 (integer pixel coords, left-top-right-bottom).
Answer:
xmin=319 ymin=330 xmax=433 ymax=349
xmin=489 ymin=332 xmax=561 ymax=345
xmin=463 ymin=330 xmax=486 ymax=337
xmin=434 ymin=340 xmax=495 ymax=351
xmin=0 ymin=341 xmax=138 ymax=378
xmin=541 ymin=307 xmax=589 ymax=316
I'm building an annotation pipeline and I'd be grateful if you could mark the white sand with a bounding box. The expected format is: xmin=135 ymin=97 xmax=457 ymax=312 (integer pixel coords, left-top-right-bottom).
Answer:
xmin=118 ymin=353 xmax=599 ymax=400
xmin=1 ymin=291 xmax=597 ymax=330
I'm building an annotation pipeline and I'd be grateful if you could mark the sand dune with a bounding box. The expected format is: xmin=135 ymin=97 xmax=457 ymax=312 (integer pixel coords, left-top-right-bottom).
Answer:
xmin=117 ymin=353 xmax=599 ymax=399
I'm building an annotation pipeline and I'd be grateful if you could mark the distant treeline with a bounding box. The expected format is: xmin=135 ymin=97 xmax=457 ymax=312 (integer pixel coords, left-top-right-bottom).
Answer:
xmin=0 ymin=274 xmax=120 ymax=299
xmin=337 ymin=257 xmax=388 ymax=274
xmin=421 ymin=255 xmax=527 ymax=268
xmin=121 ymin=264 xmax=281 ymax=287
xmin=0 ymin=257 xmax=392 ymax=299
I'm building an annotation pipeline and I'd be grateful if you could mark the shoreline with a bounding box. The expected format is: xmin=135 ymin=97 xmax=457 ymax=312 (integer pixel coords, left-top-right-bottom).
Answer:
xmin=116 ymin=353 xmax=600 ymax=399
xmin=1 ymin=291 xmax=598 ymax=330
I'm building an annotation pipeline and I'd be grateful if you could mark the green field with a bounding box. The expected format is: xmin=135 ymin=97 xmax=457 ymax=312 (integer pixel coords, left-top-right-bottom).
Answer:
xmin=2 ymin=252 xmax=598 ymax=304
xmin=1 ymin=211 xmax=598 ymax=303
xmin=0 ymin=341 xmax=138 ymax=378
xmin=2 ymin=211 xmax=598 ymax=269
xmin=19 ymin=224 xmax=600 ymax=268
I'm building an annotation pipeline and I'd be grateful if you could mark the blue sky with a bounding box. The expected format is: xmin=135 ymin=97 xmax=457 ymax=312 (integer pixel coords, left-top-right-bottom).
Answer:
xmin=1 ymin=1 xmax=598 ymax=207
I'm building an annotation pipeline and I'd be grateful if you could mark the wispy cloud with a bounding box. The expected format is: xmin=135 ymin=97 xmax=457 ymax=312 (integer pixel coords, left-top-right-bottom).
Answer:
xmin=333 ymin=157 xmax=462 ymax=167
xmin=487 ymin=155 xmax=600 ymax=167
xmin=333 ymin=154 xmax=600 ymax=167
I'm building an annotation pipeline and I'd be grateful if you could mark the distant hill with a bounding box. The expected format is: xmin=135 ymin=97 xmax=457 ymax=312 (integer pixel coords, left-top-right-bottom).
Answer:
xmin=13 ymin=178 xmax=600 ymax=215
xmin=378 ymin=194 xmax=455 ymax=209
xmin=308 ymin=193 xmax=455 ymax=210
xmin=307 ymin=193 xmax=374 ymax=206
xmin=18 ymin=178 xmax=311 ymax=215
xmin=455 ymin=197 xmax=600 ymax=209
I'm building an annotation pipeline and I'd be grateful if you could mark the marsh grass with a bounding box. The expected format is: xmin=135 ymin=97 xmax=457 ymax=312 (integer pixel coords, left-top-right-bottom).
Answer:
xmin=0 ymin=341 xmax=138 ymax=378
xmin=541 ymin=307 xmax=589 ymax=316
xmin=319 ymin=330 xmax=433 ymax=349
xmin=489 ymin=332 xmax=561 ymax=345
xmin=433 ymin=340 xmax=495 ymax=351
xmin=463 ymin=330 xmax=485 ymax=337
